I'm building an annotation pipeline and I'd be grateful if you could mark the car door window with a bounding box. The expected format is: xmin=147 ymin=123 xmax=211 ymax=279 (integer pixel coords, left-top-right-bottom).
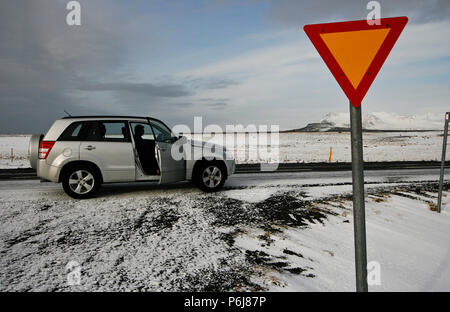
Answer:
xmin=130 ymin=122 xmax=154 ymax=140
xmin=130 ymin=122 xmax=160 ymax=175
xmin=85 ymin=121 xmax=130 ymax=142
xmin=149 ymin=120 xmax=175 ymax=143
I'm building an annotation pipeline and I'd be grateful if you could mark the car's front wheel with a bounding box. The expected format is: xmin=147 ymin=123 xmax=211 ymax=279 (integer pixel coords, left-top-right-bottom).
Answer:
xmin=62 ymin=166 xmax=101 ymax=199
xmin=195 ymin=161 xmax=226 ymax=192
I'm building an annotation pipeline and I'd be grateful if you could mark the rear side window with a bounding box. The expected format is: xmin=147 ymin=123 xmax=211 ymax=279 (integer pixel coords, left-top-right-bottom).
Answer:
xmin=58 ymin=122 xmax=90 ymax=141
xmin=85 ymin=121 xmax=131 ymax=142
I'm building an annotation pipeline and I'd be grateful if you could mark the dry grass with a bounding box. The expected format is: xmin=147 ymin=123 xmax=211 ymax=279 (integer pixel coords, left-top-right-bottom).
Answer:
xmin=428 ymin=202 xmax=438 ymax=211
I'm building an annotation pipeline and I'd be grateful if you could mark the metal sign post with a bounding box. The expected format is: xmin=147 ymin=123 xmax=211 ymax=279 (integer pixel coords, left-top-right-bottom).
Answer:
xmin=437 ymin=112 xmax=450 ymax=213
xmin=349 ymin=102 xmax=368 ymax=292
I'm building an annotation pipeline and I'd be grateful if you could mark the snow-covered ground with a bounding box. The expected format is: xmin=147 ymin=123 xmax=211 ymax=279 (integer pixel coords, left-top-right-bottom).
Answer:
xmin=186 ymin=131 xmax=448 ymax=164
xmin=0 ymin=170 xmax=449 ymax=291
xmin=1 ymin=131 xmax=448 ymax=168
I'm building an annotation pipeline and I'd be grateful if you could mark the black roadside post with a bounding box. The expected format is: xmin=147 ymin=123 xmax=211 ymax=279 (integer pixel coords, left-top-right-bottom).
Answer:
xmin=437 ymin=112 xmax=450 ymax=213
xmin=349 ymin=101 xmax=368 ymax=292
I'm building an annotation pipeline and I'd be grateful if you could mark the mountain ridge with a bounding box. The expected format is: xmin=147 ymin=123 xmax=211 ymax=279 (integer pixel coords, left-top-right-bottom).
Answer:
xmin=285 ymin=112 xmax=444 ymax=132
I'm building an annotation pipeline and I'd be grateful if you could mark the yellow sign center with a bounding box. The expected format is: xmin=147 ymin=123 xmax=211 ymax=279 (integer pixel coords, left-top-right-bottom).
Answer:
xmin=320 ymin=28 xmax=391 ymax=89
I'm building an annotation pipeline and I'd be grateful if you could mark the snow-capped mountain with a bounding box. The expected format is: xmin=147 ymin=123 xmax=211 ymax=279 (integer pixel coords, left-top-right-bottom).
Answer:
xmin=321 ymin=112 xmax=443 ymax=130
xmin=292 ymin=112 xmax=444 ymax=132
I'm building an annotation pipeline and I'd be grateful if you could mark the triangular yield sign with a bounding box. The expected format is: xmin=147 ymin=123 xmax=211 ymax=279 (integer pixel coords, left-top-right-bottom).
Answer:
xmin=304 ymin=17 xmax=408 ymax=107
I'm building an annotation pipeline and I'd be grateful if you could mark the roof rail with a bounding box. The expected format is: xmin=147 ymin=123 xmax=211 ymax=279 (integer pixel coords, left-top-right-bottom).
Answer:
xmin=61 ymin=115 xmax=149 ymax=119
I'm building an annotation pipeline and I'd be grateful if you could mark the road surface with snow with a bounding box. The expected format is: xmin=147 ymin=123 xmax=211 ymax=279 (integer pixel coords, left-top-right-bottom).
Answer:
xmin=1 ymin=169 xmax=449 ymax=291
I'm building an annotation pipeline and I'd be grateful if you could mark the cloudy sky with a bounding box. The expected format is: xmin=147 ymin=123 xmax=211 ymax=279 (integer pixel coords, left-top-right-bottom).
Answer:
xmin=1 ymin=0 xmax=449 ymax=133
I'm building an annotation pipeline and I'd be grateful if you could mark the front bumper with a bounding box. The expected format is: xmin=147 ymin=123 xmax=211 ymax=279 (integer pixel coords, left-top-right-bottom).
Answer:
xmin=230 ymin=160 xmax=236 ymax=175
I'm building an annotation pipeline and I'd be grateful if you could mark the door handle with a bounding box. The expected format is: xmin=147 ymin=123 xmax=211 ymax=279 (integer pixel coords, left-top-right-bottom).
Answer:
xmin=84 ymin=145 xmax=96 ymax=150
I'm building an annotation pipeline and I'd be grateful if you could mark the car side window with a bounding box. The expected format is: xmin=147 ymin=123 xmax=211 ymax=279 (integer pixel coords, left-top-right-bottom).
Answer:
xmin=85 ymin=121 xmax=131 ymax=142
xmin=130 ymin=122 xmax=155 ymax=140
xmin=58 ymin=122 xmax=90 ymax=141
xmin=149 ymin=120 xmax=175 ymax=143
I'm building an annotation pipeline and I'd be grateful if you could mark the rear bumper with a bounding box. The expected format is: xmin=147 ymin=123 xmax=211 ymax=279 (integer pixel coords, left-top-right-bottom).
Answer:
xmin=36 ymin=160 xmax=60 ymax=182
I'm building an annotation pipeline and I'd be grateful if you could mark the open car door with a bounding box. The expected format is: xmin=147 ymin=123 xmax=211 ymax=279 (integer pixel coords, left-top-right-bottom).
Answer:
xmin=149 ymin=119 xmax=186 ymax=184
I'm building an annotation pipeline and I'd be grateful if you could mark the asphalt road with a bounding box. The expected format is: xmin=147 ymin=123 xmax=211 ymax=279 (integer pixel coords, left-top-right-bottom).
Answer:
xmin=0 ymin=168 xmax=446 ymax=197
xmin=1 ymin=161 xmax=449 ymax=180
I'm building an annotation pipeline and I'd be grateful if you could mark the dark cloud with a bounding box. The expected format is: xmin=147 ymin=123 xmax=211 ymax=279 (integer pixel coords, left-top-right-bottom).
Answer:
xmin=0 ymin=0 xmax=183 ymax=133
xmin=206 ymin=102 xmax=228 ymax=110
xmin=182 ymin=76 xmax=239 ymax=91
xmin=0 ymin=0 xmax=123 ymax=132
xmin=205 ymin=79 xmax=239 ymax=90
xmin=78 ymin=82 xmax=191 ymax=97
xmin=199 ymin=98 xmax=229 ymax=102
xmin=267 ymin=0 xmax=450 ymax=26
xmin=198 ymin=98 xmax=230 ymax=110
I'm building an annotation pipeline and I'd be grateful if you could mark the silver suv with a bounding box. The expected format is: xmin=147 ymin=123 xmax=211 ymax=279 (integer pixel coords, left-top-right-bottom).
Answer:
xmin=29 ymin=116 xmax=235 ymax=199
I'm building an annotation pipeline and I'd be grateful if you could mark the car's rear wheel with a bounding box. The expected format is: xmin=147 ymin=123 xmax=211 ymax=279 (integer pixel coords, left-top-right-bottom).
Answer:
xmin=195 ymin=161 xmax=226 ymax=192
xmin=62 ymin=165 xmax=101 ymax=199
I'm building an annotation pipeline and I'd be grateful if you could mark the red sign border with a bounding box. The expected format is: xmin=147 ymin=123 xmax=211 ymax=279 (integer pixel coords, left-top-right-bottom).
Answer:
xmin=304 ymin=16 xmax=408 ymax=107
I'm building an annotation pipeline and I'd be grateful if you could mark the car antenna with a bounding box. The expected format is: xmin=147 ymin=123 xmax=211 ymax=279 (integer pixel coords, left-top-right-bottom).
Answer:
xmin=64 ymin=110 xmax=72 ymax=117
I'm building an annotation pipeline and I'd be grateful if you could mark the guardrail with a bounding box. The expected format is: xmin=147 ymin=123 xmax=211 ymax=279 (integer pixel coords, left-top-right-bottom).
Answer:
xmin=235 ymin=161 xmax=450 ymax=173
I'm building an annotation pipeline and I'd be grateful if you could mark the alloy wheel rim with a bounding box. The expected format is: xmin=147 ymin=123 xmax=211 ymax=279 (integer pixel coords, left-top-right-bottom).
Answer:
xmin=69 ymin=170 xmax=95 ymax=194
xmin=202 ymin=166 xmax=222 ymax=188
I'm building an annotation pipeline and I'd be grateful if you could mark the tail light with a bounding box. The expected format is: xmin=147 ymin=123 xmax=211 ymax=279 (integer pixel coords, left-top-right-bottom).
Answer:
xmin=38 ymin=141 xmax=55 ymax=159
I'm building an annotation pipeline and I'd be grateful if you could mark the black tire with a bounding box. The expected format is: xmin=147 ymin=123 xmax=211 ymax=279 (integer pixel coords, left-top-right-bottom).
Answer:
xmin=62 ymin=165 xmax=101 ymax=199
xmin=194 ymin=161 xmax=227 ymax=192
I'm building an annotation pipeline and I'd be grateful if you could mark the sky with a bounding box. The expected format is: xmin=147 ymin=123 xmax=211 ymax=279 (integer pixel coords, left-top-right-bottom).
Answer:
xmin=0 ymin=0 xmax=449 ymax=133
